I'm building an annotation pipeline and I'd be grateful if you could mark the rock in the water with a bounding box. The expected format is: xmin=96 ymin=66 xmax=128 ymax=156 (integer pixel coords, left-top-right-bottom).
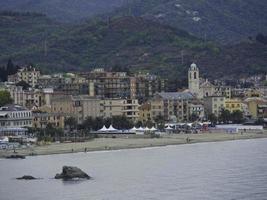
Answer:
xmin=16 ymin=175 xmax=37 ymax=180
xmin=6 ymin=155 xmax=25 ymax=159
xmin=55 ymin=166 xmax=91 ymax=180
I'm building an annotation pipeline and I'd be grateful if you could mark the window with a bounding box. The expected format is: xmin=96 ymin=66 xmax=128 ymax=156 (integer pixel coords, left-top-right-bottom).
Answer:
xmin=194 ymin=72 xmax=197 ymax=79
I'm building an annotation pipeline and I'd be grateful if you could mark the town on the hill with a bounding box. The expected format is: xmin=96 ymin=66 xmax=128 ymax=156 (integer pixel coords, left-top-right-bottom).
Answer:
xmin=0 ymin=62 xmax=267 ymax=150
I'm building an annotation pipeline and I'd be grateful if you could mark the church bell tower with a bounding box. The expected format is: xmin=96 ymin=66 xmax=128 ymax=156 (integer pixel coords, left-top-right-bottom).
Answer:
xmin=188 ymin=63 xmax=200 ymax=97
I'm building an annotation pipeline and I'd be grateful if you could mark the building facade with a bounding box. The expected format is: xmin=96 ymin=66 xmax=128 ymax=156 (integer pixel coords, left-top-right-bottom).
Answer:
xmin=102 ymin=99 xmax=139 ymax=122
xmin=16 ymin=66 xmax=40 ymax=87
xmin=0 ymin=105 xmax=32 ymax=128
xmin=225 ymin=99 xmax=243 ymax=113
xmin=204 ymin=96 xmax=226 ymax=117
xmin=150 ymin=92 xmax=194 ymax=122
xmin=32 ymin=112 xmax=66 ymax=129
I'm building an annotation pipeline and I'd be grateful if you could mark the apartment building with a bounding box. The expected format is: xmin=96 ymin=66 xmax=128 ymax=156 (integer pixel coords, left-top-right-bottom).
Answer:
xmin=102 ymin=99 xmax=139 ymax=122
xmin=16 ymin=66 xmax=40 ymax=87
xmin=149 ymin=92 xmax=194 ymax=122
xmin=204 ymin=96 xmax=226 ymax=117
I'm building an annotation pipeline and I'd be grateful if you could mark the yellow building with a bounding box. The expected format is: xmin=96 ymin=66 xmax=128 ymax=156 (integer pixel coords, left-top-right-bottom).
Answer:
xmin=225 ymin=99 xmax=243 ymax=113
xmin=138 ymin=103 xmax=152 ymax=123
xmin=245 ymin=97 xmax=267 ymax=119
xmin=32 ymin=112 xmax=66 ymax=129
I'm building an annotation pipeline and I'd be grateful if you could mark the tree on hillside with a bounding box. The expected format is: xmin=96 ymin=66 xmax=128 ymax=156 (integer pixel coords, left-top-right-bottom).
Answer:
xmin=0 ymin=59 xmax=19 ymax=81
xmin=6 ymin=59 xmax=18 ymax=75
xmin=256 ymin=33 xmax=267 ymax=45
xmin=0 ymin=91 xmax=13 ymax=107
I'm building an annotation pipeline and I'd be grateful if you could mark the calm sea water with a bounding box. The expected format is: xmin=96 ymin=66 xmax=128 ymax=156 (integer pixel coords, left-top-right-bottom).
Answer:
xmin=1 ymin=139 xmax=267 ymax=200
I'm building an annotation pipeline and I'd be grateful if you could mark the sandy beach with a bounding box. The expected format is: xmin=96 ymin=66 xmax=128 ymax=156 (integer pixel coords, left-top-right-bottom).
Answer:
xmin=1 ymin=131 xmax=267 ymax=158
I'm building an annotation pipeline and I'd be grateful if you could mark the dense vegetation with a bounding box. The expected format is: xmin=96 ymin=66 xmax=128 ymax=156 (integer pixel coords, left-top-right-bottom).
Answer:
xmin=0 ymin=59 xmax=19 ymax=81
xmin=0 ymin=0 xmax=125 ymax=23
xmin=1 ymin=0 xmax=266 ymax=43
xmin=113 ymin=0 xmax=267 ymax=43
xmin=0 ymin=12 xmax=266 ymax=89
xmin=0 ymin=91 xmax=13 ymax=107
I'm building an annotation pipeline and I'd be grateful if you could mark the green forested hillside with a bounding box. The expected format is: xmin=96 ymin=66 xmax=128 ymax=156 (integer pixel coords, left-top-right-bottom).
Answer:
xmin=108 ymin=0 xmax=267 ymax=44
xmin=0 ymin=12 xmax=266 ymax=83
xmin=0 ymin=0 xmax=125 ymax=23
xmin=1 ymin=0 xmax=266 ymax=43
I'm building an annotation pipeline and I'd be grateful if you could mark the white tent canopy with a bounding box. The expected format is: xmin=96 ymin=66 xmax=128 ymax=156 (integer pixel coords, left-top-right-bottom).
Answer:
xmin=130 ymin=127 xmax=137 ymax=132
xmin=98 ymin=125 xmax=108 ymax=132
xmin=150 ymin=127 xmax=157 ymax=131
xmin=137 ymin=127 xmax=145 ymax=132
xmin=107 ymin=125 xmax=117 ymax=132
xmin=165 ymin=126 xmax=173 ymax=130
xmin=144 ymin=127 xmax=150 ymax=131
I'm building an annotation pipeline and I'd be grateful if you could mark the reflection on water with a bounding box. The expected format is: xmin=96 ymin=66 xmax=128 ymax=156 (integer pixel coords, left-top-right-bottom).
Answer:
xmin=1 ymin=139 xmax=267 ymax=200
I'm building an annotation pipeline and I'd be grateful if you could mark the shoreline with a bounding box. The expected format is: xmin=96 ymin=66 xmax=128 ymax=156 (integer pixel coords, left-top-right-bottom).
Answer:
xmin=1 ymin=132 xmax=267 ymax=158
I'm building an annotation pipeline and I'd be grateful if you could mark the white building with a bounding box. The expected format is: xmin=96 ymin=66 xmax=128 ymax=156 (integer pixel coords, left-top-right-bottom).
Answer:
xmin=0 ymin=105 xmax=33 ymax=128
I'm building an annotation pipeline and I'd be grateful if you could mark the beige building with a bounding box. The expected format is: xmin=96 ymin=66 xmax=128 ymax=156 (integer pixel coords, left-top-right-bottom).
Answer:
xmin=200 ymin=80 xmax=216 ymax=98
xmin=138 ymin=103 xmax=152 ymax=123
xmin=72 ymin=96 xmax=103 ymax=123
xmin=79 ymin=69 xmax=165 ymax=101
xmin=50 ymin=95 xmax=103 ymax=124
xmin=16 ymin=66 xmax=40 ymax=87
xmin=32 ymin=112 xmax=66 ymax=129
xmin=8 ymin=85 xmax=53 ymax=109
xmin=102 ymin=99 xmax=139 ymax=122
xmin=150 ymin=92 xmax=194 ymax=122
xmin=244 ymin=97 xmax=267 ymax=119
xmin=204 ymin=96 xmax=225 ymax=117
